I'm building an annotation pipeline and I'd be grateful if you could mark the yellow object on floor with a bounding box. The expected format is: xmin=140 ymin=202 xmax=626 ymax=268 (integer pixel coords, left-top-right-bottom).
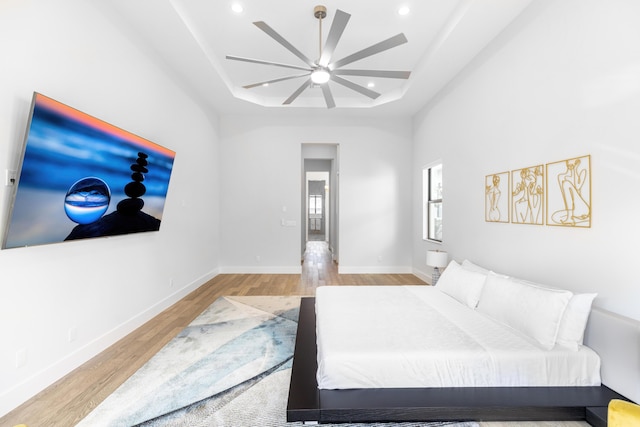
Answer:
xmin=609 ymin=399 xmax=640 ymax=426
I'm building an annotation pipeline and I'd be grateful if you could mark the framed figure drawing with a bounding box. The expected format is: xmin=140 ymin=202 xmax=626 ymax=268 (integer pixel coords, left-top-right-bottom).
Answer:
xmin=511 ymin=164 xmax=544 ymax=225
xmin=546 ymin=155 xmax=591 ymax=227
xmin=485 ymin=172 xmax=509 ymax=223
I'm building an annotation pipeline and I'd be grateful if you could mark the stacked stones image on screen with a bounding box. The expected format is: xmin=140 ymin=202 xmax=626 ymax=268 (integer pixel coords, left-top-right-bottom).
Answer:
xmin=117 ymin=152 xmax=148 ymax=215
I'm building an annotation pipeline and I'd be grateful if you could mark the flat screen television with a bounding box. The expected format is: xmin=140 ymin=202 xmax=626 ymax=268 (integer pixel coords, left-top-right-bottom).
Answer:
xmin=2 ymin=92 xmax=176 ymax=249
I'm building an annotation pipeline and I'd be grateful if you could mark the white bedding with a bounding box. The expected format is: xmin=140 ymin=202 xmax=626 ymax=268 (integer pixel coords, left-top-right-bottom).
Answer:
xmin=316 ymin=286 xmax=601 ymax=389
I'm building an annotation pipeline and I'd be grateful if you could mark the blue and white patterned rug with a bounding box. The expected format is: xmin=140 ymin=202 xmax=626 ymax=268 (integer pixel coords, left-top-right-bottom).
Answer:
xmin=76 ymin=296 xmax=480 ymax=426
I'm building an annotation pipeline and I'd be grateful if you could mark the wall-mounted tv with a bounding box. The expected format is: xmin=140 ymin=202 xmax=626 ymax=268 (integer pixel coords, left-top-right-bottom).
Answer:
xmin=2 ymin=92 xmax=176 ymax=249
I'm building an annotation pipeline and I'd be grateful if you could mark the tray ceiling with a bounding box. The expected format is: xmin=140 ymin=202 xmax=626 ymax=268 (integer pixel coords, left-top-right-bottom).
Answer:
xmin=99 ymin=0 xmax=533 ymax=115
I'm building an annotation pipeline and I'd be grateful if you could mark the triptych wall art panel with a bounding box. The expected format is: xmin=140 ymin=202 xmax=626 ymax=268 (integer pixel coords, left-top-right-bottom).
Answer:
xmin=511 ymin=164 xmax=544 ymax=225
xmin=485 ymin=171 xmax=510 ymax=223
xmin=485 ymin=155 xmax=591 ymax=228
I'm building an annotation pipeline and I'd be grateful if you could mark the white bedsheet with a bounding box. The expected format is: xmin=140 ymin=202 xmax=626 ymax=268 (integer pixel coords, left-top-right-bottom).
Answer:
xmin=316 ymin=286 xmax=601 ymax=389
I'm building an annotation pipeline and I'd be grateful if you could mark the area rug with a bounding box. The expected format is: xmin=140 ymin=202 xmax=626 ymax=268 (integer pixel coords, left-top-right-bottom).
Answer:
xmin=77 ymin=296 xmax=584 ymax=426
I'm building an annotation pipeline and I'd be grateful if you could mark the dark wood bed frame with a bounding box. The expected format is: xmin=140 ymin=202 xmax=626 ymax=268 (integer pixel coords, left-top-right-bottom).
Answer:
xmin=287 ymin=297 xmax=628 ymax=426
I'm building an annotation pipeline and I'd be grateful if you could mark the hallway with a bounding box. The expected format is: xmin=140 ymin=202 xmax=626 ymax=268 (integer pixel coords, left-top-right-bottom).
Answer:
xmin=302 ymin=241 xmax=337 ymax=286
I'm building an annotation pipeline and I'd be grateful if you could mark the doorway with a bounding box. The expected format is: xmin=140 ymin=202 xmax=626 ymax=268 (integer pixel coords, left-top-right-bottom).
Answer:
xmin=307 ymin=174 xmax=328 ymax=241
xmin=301 ymin=143 xmax=338 ymax=264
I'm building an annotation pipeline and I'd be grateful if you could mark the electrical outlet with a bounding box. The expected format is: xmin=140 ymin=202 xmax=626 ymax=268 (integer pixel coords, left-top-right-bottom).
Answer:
xmin=68 ymin=327 xmax=78 ymax=343
xmin=5 ymin=169 xmax=17 ymax=186
xmin=169 ymin=277 xmax=174 ymax=288
xmin=16 ymin=348 xmax=27 ymax=368
xmin=256 ymin=255 xmax=261 ymax=263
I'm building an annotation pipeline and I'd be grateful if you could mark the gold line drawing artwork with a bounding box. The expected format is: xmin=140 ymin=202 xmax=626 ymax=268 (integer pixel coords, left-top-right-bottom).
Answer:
xmin=511 ymin=165 xmax=544 ymax=225
xmin=485 ymin=172 xmax=509 ymax=223
xmin=546 ymin=155 xmax=591 ymax=227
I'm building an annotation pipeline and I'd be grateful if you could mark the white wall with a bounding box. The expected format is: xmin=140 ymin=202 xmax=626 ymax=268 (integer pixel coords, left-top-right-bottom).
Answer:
xmin=413 ymin=0 xmax=640 ymax=321
xmin=220 ymin=114 xmax=413 ymax=274
xmin=0 ymin=0 xmax=221 ymax=415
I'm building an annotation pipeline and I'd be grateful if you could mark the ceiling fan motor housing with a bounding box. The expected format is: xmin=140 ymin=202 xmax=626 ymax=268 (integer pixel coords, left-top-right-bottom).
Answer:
xmin=314 ymin=5 xmax=327 ymax=20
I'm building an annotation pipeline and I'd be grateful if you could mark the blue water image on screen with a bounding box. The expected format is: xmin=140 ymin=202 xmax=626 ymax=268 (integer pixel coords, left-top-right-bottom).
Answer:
xmin=3 ymin=93 xmax=176 ymax=249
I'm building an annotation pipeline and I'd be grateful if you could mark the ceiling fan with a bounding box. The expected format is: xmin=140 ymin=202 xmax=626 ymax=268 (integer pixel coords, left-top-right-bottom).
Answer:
xmin=226 ymin=5 xmax=411 ymax=109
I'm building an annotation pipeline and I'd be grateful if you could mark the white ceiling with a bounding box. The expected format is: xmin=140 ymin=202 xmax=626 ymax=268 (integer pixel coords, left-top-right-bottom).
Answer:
xmin=100 ymin=0 xmax=533 ymax=116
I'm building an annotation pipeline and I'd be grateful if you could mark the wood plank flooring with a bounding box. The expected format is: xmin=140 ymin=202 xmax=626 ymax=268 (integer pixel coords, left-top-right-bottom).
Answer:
xmin=1 ymin=241 xmax=424 ymax=427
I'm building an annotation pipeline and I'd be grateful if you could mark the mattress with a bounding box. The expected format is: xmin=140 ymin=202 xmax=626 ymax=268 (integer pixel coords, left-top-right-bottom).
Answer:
xmin=316 ymin=286 xmax=601 ymax=389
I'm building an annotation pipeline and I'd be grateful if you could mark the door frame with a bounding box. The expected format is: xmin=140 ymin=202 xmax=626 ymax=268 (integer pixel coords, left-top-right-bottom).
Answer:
xmin=301 ymin=143 xmax=339 ymax=263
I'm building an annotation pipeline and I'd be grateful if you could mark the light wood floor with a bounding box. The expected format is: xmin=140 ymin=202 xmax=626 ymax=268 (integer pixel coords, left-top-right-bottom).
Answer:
xmin=1 ymin=242 xmax=425 ymax=427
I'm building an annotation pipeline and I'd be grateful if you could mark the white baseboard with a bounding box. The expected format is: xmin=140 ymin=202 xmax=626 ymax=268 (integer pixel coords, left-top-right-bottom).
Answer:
xmin=412 ymin=267 xmax=432 ymax=285
xmin=218 ymin=266 xmax=302 ymax=274
xmin=337 ymin=265 xmax=413 ymax=274
xmin=0 ymin=268 xmax=219 ymax=418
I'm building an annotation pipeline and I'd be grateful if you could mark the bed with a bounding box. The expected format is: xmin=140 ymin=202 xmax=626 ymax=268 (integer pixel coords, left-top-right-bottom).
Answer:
xmin=287 ymin=260 xmax=638 ymax=426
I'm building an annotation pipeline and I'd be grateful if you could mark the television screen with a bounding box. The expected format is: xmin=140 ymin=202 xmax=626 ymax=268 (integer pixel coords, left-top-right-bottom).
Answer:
xmin=2 ymin=92 xmax=176 ymax=249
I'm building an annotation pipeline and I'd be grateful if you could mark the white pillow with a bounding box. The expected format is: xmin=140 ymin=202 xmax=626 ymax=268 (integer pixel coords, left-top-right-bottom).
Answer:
xmin=499 ymin=277 xmax=596 ymax=351
xmin=436 ymin=260 xmax=487 ymax=308
xmin=477 ymin=273 xmax=573 ymax=349
xmin=556 ymin=293 xmax=597 ymax=350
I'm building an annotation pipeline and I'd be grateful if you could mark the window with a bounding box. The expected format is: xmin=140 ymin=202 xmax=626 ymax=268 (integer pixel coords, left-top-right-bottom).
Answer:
xmin=309 ymin=195 xmax=322 ymax=215
xmin=423 ymin=162 xmax=442 ymax=242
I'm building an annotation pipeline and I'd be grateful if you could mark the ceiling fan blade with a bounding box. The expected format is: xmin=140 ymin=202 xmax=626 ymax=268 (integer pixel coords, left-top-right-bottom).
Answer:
xmin=333 ymin=69 xmax=411 ymax=79
xmin=242 ymin=73 xmax=311 ymax=89
xmin=283 ymin=78 xmax=311 ymax=105
xmin=331 ymin=75 xmax=381 ymax=99
xmin=318 ymin=9 xmax=350 ymax=67
xmin=321 ymin=84 xmax=336 ymax=109
xmin=254 ymin=21 xmax=315 ymax=67
xmin=226 ymin=55 xmax=312 ymax=72
xmin=330 ymin=33 xmax=408 ymax=70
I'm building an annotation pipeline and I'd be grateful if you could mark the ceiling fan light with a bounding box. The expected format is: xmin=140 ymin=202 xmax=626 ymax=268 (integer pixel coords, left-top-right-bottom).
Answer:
xmin=311 ymin=69 xmax=331 ymax=84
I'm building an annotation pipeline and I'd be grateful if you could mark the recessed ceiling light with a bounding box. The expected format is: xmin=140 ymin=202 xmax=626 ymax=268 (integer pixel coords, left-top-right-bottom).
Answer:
xmin=367 ymin=82 xmax=375 ymax=88
xmin=262 ymin=83 xmax=269 ymax=87
xmin=232 ymin=3 xmax=243 ymax=13
xmin=398 ymin=6 xmax=410 ymax=16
